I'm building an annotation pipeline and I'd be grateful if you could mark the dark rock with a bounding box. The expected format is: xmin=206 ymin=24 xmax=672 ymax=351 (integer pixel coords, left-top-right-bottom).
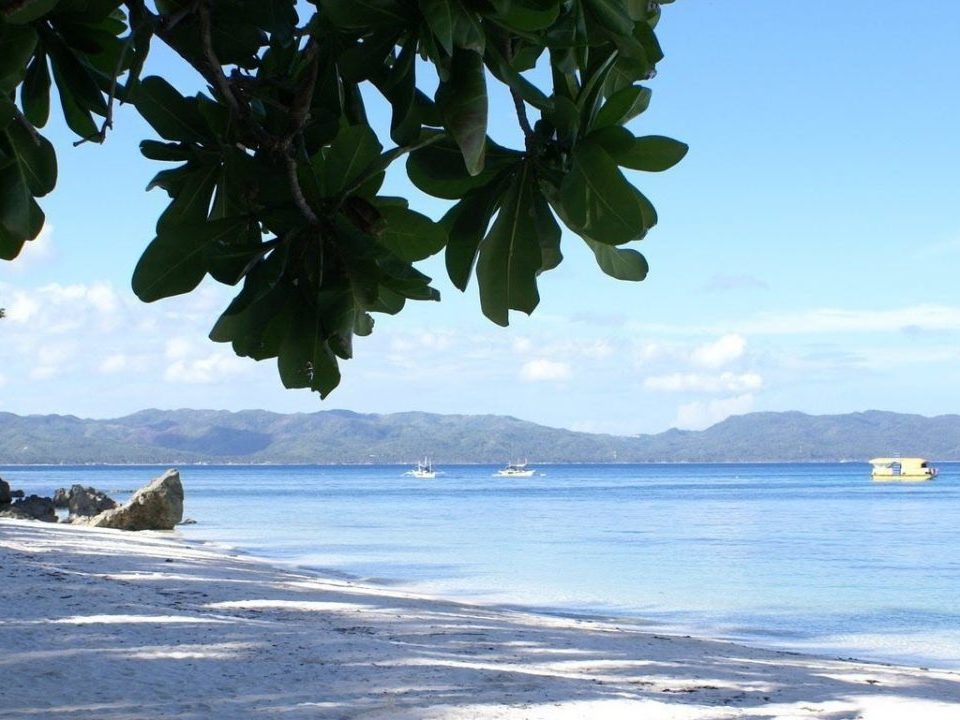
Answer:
xmin=0 ymin=495 xmax=57 ymax=522
xmin=76 ymin=469 xmax=183 ymax=531
xmin=10 ymin=489 xmax=24 ymax=499
xmin=0 ymin=478 xmax=10 ymax=506
xmin=52 ymin=487 xmax=69 ymax=508
xmin=62 ymin=485 xmax=116 ymax=517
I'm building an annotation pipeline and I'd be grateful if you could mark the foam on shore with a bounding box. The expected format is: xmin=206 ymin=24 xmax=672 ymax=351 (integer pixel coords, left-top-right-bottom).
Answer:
xmin=2 ymin=518 xmax=960 ymax=719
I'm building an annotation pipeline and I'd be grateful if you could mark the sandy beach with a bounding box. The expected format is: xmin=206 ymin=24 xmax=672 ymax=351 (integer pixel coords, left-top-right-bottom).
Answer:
xmin=2 ymin=519 xmax=960 ymax=719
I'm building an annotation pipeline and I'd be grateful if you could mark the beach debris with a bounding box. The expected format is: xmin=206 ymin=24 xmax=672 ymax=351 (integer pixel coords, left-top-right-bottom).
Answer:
xmin=74 ymin=469 xmax=183 ymax=531
xmin=0 ymin=495 xmax=57 ymax=523
xmin=52 ymin=485 xmax=117 ymax=518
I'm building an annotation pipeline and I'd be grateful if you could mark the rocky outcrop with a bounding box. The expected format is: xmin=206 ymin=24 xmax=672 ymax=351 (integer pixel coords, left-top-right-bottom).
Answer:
xmin=53 ymin=485 xmax=116 ymax=517
xmin=0 ymin=477 xmax=10 ymax=506
xmin=75 ymin=469 xmax=183 ymax=531
xmin=0 ymin=495 xmax=57 ymax=522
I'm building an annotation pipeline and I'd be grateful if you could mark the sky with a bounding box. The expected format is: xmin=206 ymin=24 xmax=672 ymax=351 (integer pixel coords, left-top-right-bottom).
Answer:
xmin=2 ymin=1 xmax=960 ymax=435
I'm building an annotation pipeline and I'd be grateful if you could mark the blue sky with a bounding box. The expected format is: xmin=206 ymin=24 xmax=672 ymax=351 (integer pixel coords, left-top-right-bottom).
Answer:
xmin=3 ymin=1 xmax=960 ymax=434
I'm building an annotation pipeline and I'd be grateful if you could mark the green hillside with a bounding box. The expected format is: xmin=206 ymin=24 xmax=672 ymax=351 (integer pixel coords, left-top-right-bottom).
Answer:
xmin=1 ymin=409 xmax=959 ymax=464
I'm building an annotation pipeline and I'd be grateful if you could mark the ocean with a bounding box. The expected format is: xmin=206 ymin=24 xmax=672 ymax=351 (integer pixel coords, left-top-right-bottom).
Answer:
xmin=3 ymin=462 xmax=959 ymax=669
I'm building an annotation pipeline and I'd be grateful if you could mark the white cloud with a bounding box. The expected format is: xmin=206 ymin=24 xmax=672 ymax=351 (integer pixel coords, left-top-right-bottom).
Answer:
xmin=644 ymin=371 xmax=763 ymax=393
xmin=675 ymin=394 xmax=756 ymax=430
xmin=5 ymin=293 xmax=40 ymax=323
xmin=691 ymin=333 xmax=746 ymax=368
xmin=28 ymin=343 xmax=74 ymax=381
xmin=99 ymin=354 xmax=128 ymax=374
xmin=164 ymin=352 xmax=249 ymax=385
xmin=520 ymin=359 xmax=572 ymax=382
xmin=165 ymin=337 xmax=193 ymax=360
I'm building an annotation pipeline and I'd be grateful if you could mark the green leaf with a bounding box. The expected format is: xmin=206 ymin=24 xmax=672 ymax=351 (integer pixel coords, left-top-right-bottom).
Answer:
xmin=489 ymin=0 xmax=560 ymax=31
xmin=3 ymin=0 xmax=61 ymax=24
xmin=132 ymin=223 xmax=226 ymax=302
xmin=204 ymin=221 xmax=265 ymax=286
xmin=316 ymin=124 xmax=383 ymax=197
xmin=532 ymin=190 xmax=562 ymax=273
xmin=557 ymin=140 xmax=647 ymax=245
xmin=4 ymin=121 xmax=57 ymax=196
xmin=589 ymin=126 xmax=688 ymax=171
xmin=49 ymin=59 xmax=98 ymax=137
xmin=0 ymin=160 xmax=44 ymax=241
xmin=155 ymin=162 xmax=219 ymax=233
xmin=0 ymin=222 xmax=29 ymax=261
xmin=593 ymin=84 xmax=651 ymax=129
xmin=451 ymin=0 xmax=484 ymax=53
xmin=0 ymin=25 xmax=38 ymax=92
xmin=133 ymin=76 xmax=211 ymax=143
xmin=584 ymin=0 xmax=635 ymax=36
xmin=442 ymin=174 xmax=509 ymax=290
xmin=319 ymin=0 xmax=415 ymax=29
xmin=584 ymin=237 xmax=648 ymax=281
xmin=139 ymin=140 xmax=195 ymax=162
xmin=43 ymin=32 xmax=108 ymax=116
xmin=420 ymin=0 xmax=455 ymax=55
xmin=476 ymin=162 xmax=542 ymax=326
xmin=377 ymin=206 xmax=447 ymax=261
xmin=407 ymin=136 xmax=519 ymax=200
xmin=278 ymin=300 xmax=342 ymax=396
xmin=483 ymin=40 xmax=553 ymax=111
xmin=21 ymin=51 xmax=51 ymax=127
xmin=437 ymin=48 xmax=487 ymax=176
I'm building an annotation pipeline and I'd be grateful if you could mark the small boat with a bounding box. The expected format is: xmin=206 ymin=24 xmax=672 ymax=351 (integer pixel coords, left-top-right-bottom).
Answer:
xmin=869 ymin=457 xmax=937 ymax=482
xmin=405 ymin=458 xmax=436 ymax=479
xmin=494 ymin=461 xmax=536 ymax=478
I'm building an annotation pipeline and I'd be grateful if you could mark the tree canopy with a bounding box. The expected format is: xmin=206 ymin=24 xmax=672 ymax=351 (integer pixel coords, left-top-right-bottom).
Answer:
xmin=0 ymin=0 xmax=685 ymax=396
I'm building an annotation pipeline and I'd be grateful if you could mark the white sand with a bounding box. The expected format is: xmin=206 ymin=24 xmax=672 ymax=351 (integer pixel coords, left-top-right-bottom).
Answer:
xmin=2 ymin=519 xmax=960 ymax=719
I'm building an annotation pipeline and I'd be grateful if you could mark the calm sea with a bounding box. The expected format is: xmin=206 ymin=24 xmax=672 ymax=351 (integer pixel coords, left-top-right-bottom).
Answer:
xmin=3 ymin=462 xmax=959 ymax=668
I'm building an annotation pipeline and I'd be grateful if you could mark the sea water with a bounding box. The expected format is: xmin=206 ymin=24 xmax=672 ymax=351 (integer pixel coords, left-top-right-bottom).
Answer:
xmin=4 ymin=462 xmax=959 ymax=668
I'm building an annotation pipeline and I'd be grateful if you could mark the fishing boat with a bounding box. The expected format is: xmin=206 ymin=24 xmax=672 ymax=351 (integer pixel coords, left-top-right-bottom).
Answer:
xmin=405 ymin=458 xmax=436 ymax=479
xmin=869 ymin=457 xmax=937 ymax=482
xmin=494 ymin=461 xmax=535 ymax=478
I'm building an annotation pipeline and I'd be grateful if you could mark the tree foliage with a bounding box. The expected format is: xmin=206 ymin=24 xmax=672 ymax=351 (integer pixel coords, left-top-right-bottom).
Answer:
xmin=0 ymin=0 xmax=686 ymax=395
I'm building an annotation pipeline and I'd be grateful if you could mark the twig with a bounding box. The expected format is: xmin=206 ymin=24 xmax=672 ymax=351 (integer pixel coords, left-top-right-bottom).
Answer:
xmin=500 ymin=38 xmax=535 ymax=150
xmin=198 ymin=2 xmax=243 ymax=119
xmin=285 ymin=154 xmax=319 ymax=225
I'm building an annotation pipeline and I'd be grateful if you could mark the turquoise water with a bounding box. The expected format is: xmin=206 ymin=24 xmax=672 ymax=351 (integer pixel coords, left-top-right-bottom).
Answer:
xmin=4 ymin=462 xmax=959 ymax=668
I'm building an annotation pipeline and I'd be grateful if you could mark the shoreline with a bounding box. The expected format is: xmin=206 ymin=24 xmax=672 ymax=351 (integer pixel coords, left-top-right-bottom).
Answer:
xmin=3 ymin=519 xmax=960 ymax=719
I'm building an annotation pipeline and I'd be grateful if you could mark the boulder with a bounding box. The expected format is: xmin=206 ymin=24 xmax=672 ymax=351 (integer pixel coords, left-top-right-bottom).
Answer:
xmin=0 ymin=478 xmax=10 ymax=506
xmin=0 ymin=495 xmax=57 ymax=522
xmin=52 ymin=487 xmax=69 ymax=508
xmin=53 ymin=485 xmax=117 ymax=517
xmin=10 ymin=489 xmax=24 ymax=499
xmin=76 ymin=469 xmax=183 ymax=531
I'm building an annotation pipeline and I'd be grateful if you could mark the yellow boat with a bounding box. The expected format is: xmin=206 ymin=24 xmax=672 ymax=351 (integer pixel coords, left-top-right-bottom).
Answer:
xmin=869 ymin=457 xmax=937 ymax=482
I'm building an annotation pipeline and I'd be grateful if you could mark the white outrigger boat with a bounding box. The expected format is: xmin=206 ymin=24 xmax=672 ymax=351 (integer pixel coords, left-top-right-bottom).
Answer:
xmin=405 ymin=458 xmax=436 ymax=479
xmin=869 ymin=457 xmax=937 ymax=482
xmin=494 ymin=461 xmax=536 ymax=478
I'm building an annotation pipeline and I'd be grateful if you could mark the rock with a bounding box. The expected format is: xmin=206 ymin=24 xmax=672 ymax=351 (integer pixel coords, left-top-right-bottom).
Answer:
xmin=0 ymin=495 xmax=57 ymax=522
xmin=52 ymin=485 xmax=116 ymax=517
xmin=0 ymin=478 xmax=10 ymax=506
xmin=76 ymin=469 xmax=183 ymax=531
xmin=10 ymin=489 xmax=24 ymax=499
xmin=52 ymin=488 xmax=69 ymax=508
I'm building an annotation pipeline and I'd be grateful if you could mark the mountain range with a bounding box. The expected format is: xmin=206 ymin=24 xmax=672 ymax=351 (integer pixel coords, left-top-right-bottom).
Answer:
xmin=1 ymin=409 xmax=959 ymax=464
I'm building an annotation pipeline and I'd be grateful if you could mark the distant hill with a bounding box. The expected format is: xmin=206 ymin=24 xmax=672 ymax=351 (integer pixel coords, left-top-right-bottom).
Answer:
xmin=1 ymin=409 xmax=959 ymax=464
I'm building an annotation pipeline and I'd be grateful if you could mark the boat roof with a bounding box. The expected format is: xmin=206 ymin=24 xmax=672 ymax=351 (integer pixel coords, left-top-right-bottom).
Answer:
xmin=869 ymin=457 xmax=929 ymax=465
